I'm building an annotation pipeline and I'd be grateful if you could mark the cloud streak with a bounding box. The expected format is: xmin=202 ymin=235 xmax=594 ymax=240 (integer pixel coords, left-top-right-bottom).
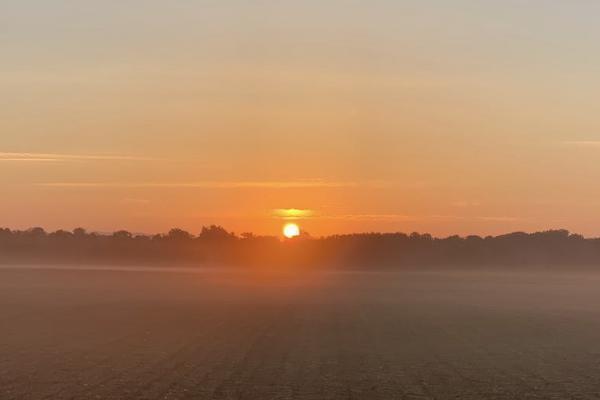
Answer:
xmin=298 ymin=213 xmax=520 ymax=222
xmin=562 ymin=141 xmax=600 ymax=148
xmin=0 ymin=152 xmax=158 ymax=162
xmin=37 ymin=180 xmax=359 ymax=189
xmin=272 ymin=209 xmax=316 ymax=219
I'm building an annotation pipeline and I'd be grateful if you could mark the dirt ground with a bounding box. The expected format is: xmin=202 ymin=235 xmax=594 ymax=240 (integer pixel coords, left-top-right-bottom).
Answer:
xmin=2 ymin=266 xmax=600 ymax=399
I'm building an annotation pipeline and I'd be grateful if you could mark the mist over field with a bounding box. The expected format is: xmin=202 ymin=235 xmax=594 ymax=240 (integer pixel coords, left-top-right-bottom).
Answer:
xmin=3 ymin=265 xmax=600 ymax=399
xmin=4 ymin=0 xmax=600 ymax=398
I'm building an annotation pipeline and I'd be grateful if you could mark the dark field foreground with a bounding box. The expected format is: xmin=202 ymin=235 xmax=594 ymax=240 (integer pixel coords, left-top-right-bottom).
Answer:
xmin=2 ymin=267 xmax=600 ymax=399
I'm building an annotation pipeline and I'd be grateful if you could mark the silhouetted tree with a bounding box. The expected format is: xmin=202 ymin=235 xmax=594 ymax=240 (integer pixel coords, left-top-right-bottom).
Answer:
xmin=0 ymin=227 xmax=598 ymax=269
xmin=73 ymin=228 xmax=87 ymax=237
xmin=113 ymin=230 xmax=132 ymax=240
xmin=27 ymin=227 xmax=47 ymax=238
xmin=198 ymin=225 xmax=236 ymax=241
xmin=167 ymin=228 xmax=192 ymax=241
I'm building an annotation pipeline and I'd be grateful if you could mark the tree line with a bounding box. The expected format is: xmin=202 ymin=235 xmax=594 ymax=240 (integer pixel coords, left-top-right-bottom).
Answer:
xmin=1 ymin=226 xmax=599 ymax=268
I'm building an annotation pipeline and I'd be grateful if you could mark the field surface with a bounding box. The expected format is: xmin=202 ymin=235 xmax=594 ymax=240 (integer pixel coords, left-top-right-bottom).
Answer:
xmin=2 ymin=266 xmax=600 ymax=399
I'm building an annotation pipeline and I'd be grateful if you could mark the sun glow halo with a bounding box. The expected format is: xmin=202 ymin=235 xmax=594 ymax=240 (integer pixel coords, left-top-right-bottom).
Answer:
xmin=283 ymin=223 xmax=300 ymax=239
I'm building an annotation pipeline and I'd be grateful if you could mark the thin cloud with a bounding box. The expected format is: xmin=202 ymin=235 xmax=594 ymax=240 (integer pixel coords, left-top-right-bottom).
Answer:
xmin=0 ymin=152 xmax=158 ymax=162
xmin=338 ymin=214 xmax=416 ymax=221
xmin=0 ymin=158 xmax=63 ymax=162
xmin=310 ymin=214 xmax=520 ymax=222
xmin=312 ymin=214 xmax=418 ymax=221
xmin=37 ymin=180 xmax=360 ymax=189
xmin=270 ymin=212 xmax=421 ymax=222
xmin=478 ymin=216 xmax=519 ymax=222
xmin=562 ymin=141 xmax=600 ymax=148
xmin=272 ymin=209 xmax=316 ymax=219
xmin=429 ymin=215 xmax=520 ymax=222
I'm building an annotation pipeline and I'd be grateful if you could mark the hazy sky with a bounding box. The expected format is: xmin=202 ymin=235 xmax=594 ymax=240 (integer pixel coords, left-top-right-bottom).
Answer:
xmin=2 ymin=1 xmax=600 ymax=236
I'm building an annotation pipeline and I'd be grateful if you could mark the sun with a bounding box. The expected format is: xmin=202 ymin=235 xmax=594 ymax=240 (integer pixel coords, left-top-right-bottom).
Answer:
xmin=283 ymin=223 xmax=300 ymax=239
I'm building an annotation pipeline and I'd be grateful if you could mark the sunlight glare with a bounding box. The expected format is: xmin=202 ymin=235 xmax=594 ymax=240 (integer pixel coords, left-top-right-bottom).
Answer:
xmin=283 ymin=223 xmax=300 ymax=238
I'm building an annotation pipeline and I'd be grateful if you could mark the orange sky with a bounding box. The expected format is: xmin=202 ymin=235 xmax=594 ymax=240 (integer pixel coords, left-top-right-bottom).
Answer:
xmin=2 ymin=1 xmax=600 ymax=237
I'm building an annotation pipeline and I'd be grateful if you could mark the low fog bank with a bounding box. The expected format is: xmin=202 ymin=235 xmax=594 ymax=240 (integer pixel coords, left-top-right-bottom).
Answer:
xmin=2 ymin=226 xmax=600 ymax=270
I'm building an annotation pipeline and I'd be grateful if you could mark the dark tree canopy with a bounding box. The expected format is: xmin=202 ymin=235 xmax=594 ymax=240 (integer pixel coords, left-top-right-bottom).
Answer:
xmin=0 ymin=226 xmax=599 ymax=269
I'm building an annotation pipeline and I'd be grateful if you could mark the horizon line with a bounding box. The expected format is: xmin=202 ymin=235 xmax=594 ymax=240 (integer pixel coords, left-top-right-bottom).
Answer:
xmin=0 ymin=226 xmax=588 ymax=240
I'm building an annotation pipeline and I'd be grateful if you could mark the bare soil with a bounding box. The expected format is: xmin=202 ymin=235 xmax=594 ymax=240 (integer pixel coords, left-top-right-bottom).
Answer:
xmin=2 ymin=266 xmax=600 ymax=399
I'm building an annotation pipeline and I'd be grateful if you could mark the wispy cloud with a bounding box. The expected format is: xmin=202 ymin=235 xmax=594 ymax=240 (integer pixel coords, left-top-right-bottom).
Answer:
xmin=0 ymin=152 xmax=157 ymax=162
xmin=0 ymin=158 xmax=63 ymax=162
xmin=272 ymin=209 xmax=316 ymax=219
xmin=562 ymin=141 xmax=600 ymax=148
xmin=270 ymin=212 xmax=418 ymax=222
xmin=477 ymin=216 xmax=519 ymax=222
xmin=324 ymin=214 xmax=417 ymax=221
xmin=297 ymin=213 xmax=520 ymax=222
xmin=37 ymin=180 xmax=359 ymax=189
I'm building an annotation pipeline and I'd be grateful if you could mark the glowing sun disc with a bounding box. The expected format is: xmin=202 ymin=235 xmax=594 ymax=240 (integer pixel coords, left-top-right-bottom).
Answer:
xmin=283 ymin=223 xmax=300 ymax=238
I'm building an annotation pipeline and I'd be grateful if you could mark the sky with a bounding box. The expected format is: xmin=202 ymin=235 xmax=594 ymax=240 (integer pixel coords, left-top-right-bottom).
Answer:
xmin=2 ymin=0 xmax=600 ymax=237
